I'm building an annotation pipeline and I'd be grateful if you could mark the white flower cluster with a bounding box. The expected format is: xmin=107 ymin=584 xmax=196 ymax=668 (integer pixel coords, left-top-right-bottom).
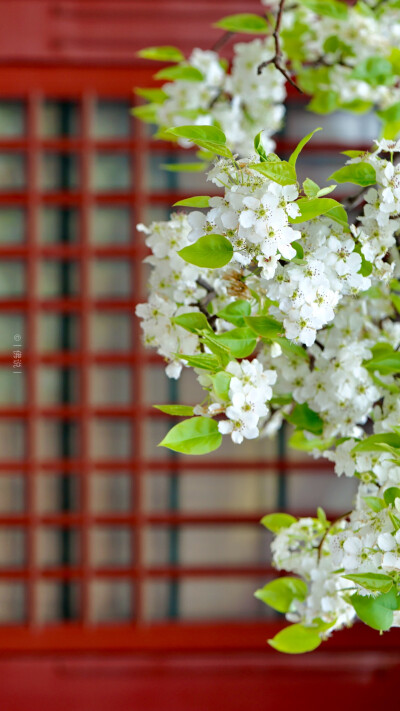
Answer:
xmin=156 ymin=42 xmax=286 ymax=156
xmin=217 ymin=359 xmax=277 ymax=444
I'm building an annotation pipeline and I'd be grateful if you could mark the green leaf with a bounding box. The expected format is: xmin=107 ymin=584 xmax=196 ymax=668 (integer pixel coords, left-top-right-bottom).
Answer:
xmin=317 ymin=185 xmax=336 ymax=197
xmin=288 ymin=128 xmax=322 ymax=167
xmin=343 ymin=572 xmax=393 ymax=594
xmin=391 ymin=293 xmax=400 ymax=314
xmin=363 ymin=496 xmax=386 ymax=513
xmin=254 ymin=131 xmax=269 ymax=162
xmin=154 ymin=404 xmax=195 ymax=416
xmin=351 ymin=57 xmax=395 ymax=87
xmin=363 ymin=344 xmax=400 ymax=375
xmin=131 ymin=104 xmax=159 ymax=123
xmin=261 ymin=513 xmax=297 ymax=533
xmin=178 ymin=234 xmax=233 ymax=269
xmin=137 ymin=46 xmax=185 ymax=62
xmin=352 ymin=433 xmax=400 ymax=453
xmin=307 ymin=91 xmax=340 ymax=114
xmin=173 ymin=196 xmax=210 ymax=208
xmin=172 ymin=312 xmax=212 ymax=334
xmin=211 ymin=371 xmax=231 ymax=401
xmin=161 ymin=162 xmax=208 ymax=173
xmin=325 ymin=206 xmax=350 ymax=229
xmin=383 ymin=487 xmax=400 ymax=506
xmin=201 ymin=334 xmax=231 ymax=367
xmin=134 ymin=87 xmax=168 ymax=103
xmin=341 ymin=150 xmax=366 ymax=158
xmin=268 ymin=624 xmax=322 ymax=654
xmin=248 ymin=160 xmax=297 ymax=186
xmin=214 ymin=13 xmax=270 ymax=33
xmin=273 ymin=337 xmax=309 ymax=361
xmin=289 ymin=197 xmax=347 ymax=224
xmin=179 ymin=354 xmax=220 ymax=371
xmin=317 ymin=507 xmax=328 ymax=526
xmin=165 ymin=124 xmax=226 ymax=145
xmin=299 ymin=0 xmax=348 ymax=19
xmin=340 ymin=99 xmax=373 ymax=114
xmin=328 ymin=162 xmax=377 ymax=187
xmin=154 ymin=65 xmax=204 ymax=82
xmin=303 ymin=178 xmax=320 ymax=198
xmin=289 ymin=430 xmax=335 ymax=452
xmin=255 ymin=577 xmax=308 ymax=613
xmin=244 ymin=315 xmax=283 ymax=339
xmin=286 ymin=403 xmax=324 ymax=435
xmin=159 ymin=417 xmax=222 ymax=455
xmin=164 ymin=125 xmax=232 ymax=158
xmin=217 ymin=300 xmax=251 ymax=327
xmin=377 ymin=101 xmax=400 ymax=124
xmin=292 ymin=241 xmax=304 ymax=260
xmin=213 ymin=327 xmax=257 ymax=358
xmin=351 ymin=588 xmax=399 ymax=631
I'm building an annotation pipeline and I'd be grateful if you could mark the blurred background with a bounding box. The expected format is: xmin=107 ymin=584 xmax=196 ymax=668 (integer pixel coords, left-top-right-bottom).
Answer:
xmin=0 ymin=1 xmax=398 ymax=709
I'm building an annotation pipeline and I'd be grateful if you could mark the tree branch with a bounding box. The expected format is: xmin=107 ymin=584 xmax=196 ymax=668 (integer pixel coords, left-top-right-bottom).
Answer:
xmin=257 ymin=0 xmax=303 ymax=93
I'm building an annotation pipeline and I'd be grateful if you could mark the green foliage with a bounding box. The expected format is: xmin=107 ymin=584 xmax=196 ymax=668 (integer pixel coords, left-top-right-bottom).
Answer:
xmin=288 ymin=128 xmax=322 ymax=167
xmin=254 ymin=131 xmax=269 ymax=162
xmin=363 ymin=343 xmax=400 ymax=375
xmin=303 ymin=178 xmax=337 ymax=198
xmin=289 ymin=430 xmax=336 ymax=452
xmin=131 ymin=104 xmax=159 ymax=123
xmin=217 ymin=300 xmax=252 ymax=327
xmin=137 ymin=46 xmax=185 ymax=62
xmin=161 ymin=162 xmax=209 ymax=172
xmin=351 ymin=57 xmax=395 ymax=87
xmin=211 ymin=371 xmax=231 ymax=401
xmin=352 ymin=432 xmax=400 ymax=453
xmin=383 ymin=487 xmax=400 ymax=506
xmin=307 ymin=90 xmax=340 ymax=114
xmin=180 ymin=354 xmax=220 ymax=371
xmin=299 ymin=0 xmax=348 ymax=20
xmin=244 ymin=315 xmax=283 ymax=339
xmin=158 ymin=417 xmax=222 ymax=455
xmin=289 ymin=197 xmax=348 ymax=224
xmin=134 ymin=87 xmax=168 ymax=103
xmin=173 ymin=196 xmax=210 ymax=208
xmin=214 ymin=13 xmax=270 ymax=33
xmin=351 ymin=587 xmax=400 ymax=631
xmin=178 ymin=234 xmax=233 ymax=269
xmin=363 ymin=496 xmax=386 ymax=513
xmin=286 ymin=403 xmax=324 ymax=435
xmin=261 ymin=512 xmax=297 ymax=533
xmin=154 ymin=404 xmax=195 ymax=416
xmin=249 ymin=160 xmax=297 ymax=185
xmin=342 ymin=572 xmax=393 ymax=594
xmin=213 ymin=327 xmax=257 ymax=358
xmin=273 ymin=337 xmax=309 ymax=361
xmin=155 ymin=65 xmax=204 ymax=82
xmin=268 ymin=624 xmax=322 ymax=654
xmin=328 ymin=162 xmax=377 ymax=186
xmin=164 ymin=125 xmax=232 ymax=157
xmin=172 ymin=311 xmax=212 ymax=334
xmin=255 ymin=577 xmax=308 ymax=613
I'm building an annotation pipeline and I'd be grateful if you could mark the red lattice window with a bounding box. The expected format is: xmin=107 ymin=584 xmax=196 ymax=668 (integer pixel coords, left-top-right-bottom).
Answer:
xmin=0 ymin=66 xmax=397 ymax=671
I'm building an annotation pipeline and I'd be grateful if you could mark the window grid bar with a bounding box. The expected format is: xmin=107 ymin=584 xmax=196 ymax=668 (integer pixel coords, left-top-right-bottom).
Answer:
xmin=79 ymin=93 xmax=93 ymax=625
xmin=25 ymin=93 xmax=41 ymax=626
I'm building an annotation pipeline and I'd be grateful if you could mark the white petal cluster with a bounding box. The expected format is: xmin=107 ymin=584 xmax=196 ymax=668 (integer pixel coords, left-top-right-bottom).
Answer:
xmin=217 ymin=360 xmax=277 ymax=444
xmin=155 ymin=40 xmax=286 ymax=156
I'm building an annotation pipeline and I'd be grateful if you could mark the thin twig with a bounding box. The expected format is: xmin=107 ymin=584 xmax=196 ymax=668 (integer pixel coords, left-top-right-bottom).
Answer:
xmin=317 ymin=511 xmax=352 ymax=561
xmin=212 ymin=31 xmax=234 ymax=52
xmin=257 ymin=0 xmax=303 ymax=93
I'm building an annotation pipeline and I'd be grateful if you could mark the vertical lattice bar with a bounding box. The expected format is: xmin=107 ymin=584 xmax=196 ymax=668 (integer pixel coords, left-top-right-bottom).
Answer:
xmin=25 ymin=93 xmax=40 ymax=625
xmin=79 ymin=94 xmax=93 ymax=625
